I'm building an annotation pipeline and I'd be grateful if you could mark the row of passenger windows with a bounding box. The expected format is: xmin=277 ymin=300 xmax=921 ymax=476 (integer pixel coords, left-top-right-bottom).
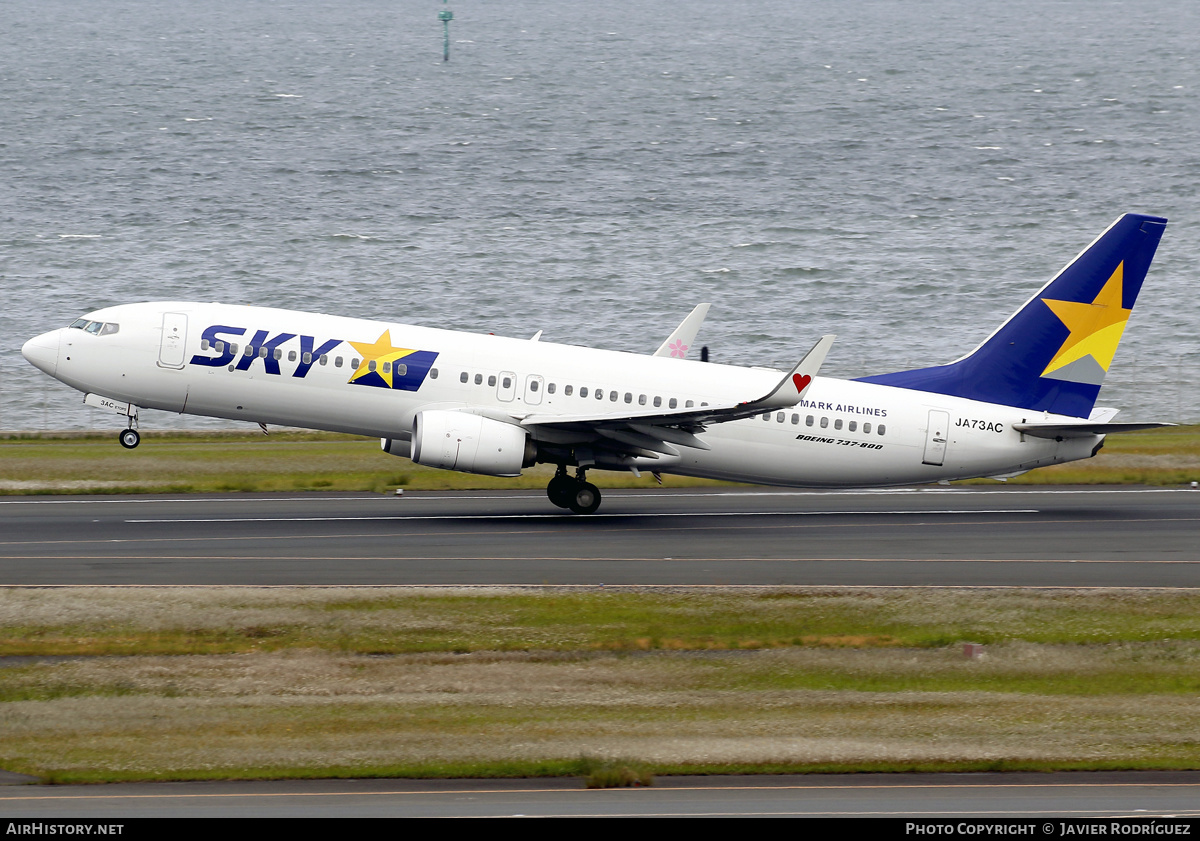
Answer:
xmin=200 ymin=339 xmax=413 ymax=374
xmin=764 ymin=411 xmax=886 ymax=435
xmin=438 ymin=368 xmax=708 ymax=409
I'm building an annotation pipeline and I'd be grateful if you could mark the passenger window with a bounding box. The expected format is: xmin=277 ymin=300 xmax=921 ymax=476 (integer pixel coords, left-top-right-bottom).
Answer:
xmin=273 ymin=348 xmax=282 ymax=361
xmin=302 ymin=352 xmax=312 ymax=365
xmin=230 ymin=344 xmax=238 ymax=356
xmin=685 ymin=400 xmax=694 ymax=408
xmin=319 ymin=354 xmax=328 ymax=366
xmin=834 ymin=419 xmax=842 ymax=430
xmin=530 ymin=380 xmax=540 ymax=392
xmin=849 ymin=421 xmax=857 ymax=432
xmin=548 ymin=383 xmax=556 ymax=394
xmin=288 ymin=350 xmax=296 ymax=362
xmin=201 ymin=339 xmax=210 ymax=351
xmin=579 ymin=387 xmax=587 ymax=398
xmin=763 ymin=413 xmax=771 ymax=422
xmin=429 ymin=367 xmax=437 ymax=378
xmin=791 ymin=414 xmax=799 ymax=425
xmin=669 ymin=398 xmax=678 ymax=409
xmin=565 ymin=385 xmax=574 ymax=396
xmin=624 ymin=392 xmax=632 ymax=403
xmin=474 ymin=373 xmax=482 ymax=385
xmin=638 ymin=394 xmax=646 ymax=405
xmin=597 ymin=389 xmax=604 ymax=400
xmin=653 ymin=396 xmax=661 ymax=408
xmin=351 ymin=358 xmax=360 ymax=369
xmin=610 ymin=391 xmax=618 ymax=402
xmin=488 ymin=375 xmax=496 ymax=387
xmin=460 ymin=372 xmax=469 ymax=383
xmin=864 ymin=422 xmax=872 ymax=434
xmin=335 ymin=357 xmax=343 ymax=368
xmin=382 ymin=362 xmax=391 ymax=374
xmin=503 ymin=377 xmax=512 ymax=389
xmin=878 ymin=424 xmax=886 ymax=435
xmin=244 ymin=346 xmax=254 ymax=357
xmin=215 ymin=342 xmax=224 ymax=354
xmin=367 ymin=360 xmax=377 ymax=373
xmin=806 ymin=415 xmax=814 ymax=426
xmin=820 ymin=417 xmax=829 ymax=429
xmin=395 ymin=364 xmax=407 ymax=376
xmin=258 ymin=346 xmax=268 ymax=359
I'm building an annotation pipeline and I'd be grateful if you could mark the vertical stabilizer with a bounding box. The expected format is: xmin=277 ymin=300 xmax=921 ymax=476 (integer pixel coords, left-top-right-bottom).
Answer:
xmin=856 ymin=214 xmax=1167 ymax=418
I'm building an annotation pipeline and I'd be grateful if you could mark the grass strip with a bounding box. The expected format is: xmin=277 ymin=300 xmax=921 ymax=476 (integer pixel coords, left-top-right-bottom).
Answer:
xmin=1 ymin=587 xmax=1199 ymax=783
xmin=1 ymin=426 xmax=1198 ymax=494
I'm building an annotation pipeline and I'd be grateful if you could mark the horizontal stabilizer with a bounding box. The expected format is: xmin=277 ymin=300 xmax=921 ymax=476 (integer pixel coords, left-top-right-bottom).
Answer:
xmin=1013 ymin=421 xmax=1174 ymax=440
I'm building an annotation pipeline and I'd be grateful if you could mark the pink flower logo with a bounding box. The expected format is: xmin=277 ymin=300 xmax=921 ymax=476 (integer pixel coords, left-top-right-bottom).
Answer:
xmin=669 ymin=340 xmax=688 ymax=359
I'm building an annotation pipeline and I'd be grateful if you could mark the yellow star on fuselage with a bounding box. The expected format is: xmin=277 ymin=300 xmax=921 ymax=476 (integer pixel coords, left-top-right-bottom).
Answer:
xmin=347 ymin=330 xmax=416 ymax=388
xmin=1040 ymin=262 xmax=1131 ymax=378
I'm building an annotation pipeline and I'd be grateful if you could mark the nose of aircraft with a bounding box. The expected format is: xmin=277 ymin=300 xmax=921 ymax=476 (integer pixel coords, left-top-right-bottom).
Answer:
xmin=22 ymin=329 xmax=62 ymax=377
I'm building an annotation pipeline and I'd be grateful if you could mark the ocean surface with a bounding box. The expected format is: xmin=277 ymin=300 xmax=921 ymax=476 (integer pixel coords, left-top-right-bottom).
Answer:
xmin=3 ymin=0 xmax=1199 ymax=431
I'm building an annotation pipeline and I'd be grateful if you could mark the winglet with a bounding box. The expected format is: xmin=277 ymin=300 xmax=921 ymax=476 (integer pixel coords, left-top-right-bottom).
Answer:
xmin=654 ymin=303 xmax=711 ymax=359
xmin=744 ymin=335 xmax=835 ymax=411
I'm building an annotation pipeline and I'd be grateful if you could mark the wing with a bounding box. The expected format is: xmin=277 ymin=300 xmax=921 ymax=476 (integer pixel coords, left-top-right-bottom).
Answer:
xmin=521 ymin=335 xmax=835 ymax=460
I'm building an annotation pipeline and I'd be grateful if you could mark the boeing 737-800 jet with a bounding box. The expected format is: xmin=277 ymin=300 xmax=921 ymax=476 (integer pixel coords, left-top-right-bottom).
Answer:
xmin=22 ymin=214 xmax=1169 ymax=514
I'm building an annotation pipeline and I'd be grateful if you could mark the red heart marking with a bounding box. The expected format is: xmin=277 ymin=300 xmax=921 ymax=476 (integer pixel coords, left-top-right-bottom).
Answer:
xmin=792 ymin=373 xmax=811 ymax=392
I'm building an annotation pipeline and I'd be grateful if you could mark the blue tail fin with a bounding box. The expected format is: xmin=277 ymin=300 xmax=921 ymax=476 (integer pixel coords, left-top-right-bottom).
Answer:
xmin=856 ymin=213 xmax=1167 ymax=418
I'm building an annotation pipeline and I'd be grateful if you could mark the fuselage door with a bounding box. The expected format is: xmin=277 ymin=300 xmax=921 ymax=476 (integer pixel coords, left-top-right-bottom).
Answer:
xmin=524 ymin=374 xmax=544 ymax=405
xmin=497 ymin=371 xmax=517 ymax=402
xmin=157 ymin=312 xmax=188 ymax=369
xmin=922 ymin=409 xmax=950 ymax=466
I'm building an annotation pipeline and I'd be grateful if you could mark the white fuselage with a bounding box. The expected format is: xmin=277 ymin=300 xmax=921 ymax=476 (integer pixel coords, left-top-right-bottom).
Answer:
xmin=28 ymin=302 xmax=1102 ymax=487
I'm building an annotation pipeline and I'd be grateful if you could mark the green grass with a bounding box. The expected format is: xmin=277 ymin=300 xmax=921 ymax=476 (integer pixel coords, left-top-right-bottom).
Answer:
xmin=2 ymin=587 xmax=1200 ymax=783
xmin=2 ymin=425 xmax=1199 ymax=495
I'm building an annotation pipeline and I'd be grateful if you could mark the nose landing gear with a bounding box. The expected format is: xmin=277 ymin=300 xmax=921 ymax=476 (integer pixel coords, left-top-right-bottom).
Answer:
xmin=118 ymin=428 xmax=141 ymax=449
xmin=546 ymin=465 xmax=602 ymax=515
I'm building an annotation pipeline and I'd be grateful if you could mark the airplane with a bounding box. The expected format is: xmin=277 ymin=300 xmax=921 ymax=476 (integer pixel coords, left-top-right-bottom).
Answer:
xmin=21 ymin=213 xmax=1169 ymax=514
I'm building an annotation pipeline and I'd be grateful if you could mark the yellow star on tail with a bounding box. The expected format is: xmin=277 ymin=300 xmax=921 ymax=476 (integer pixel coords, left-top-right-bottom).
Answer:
xmin=1040 ymin=262 xmax=1131 ymax=379
xmin=347 ymin=330 xmax=416 ymax=388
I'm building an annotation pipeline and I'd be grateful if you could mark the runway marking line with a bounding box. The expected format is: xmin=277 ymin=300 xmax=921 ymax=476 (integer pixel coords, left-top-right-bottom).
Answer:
xmin=120 ymin=508 xmax=1041 ymax=524
xmin=2 ymin=555 xmax=1199 ymax=564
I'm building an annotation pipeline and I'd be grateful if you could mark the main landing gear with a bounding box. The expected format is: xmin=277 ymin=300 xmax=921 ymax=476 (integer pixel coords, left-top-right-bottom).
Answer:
xmin=547 ymin=465 xmax=602 ymax=515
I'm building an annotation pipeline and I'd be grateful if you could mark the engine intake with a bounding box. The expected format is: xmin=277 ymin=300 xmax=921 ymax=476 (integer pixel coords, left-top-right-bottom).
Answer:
xmin=410 ymin=410 xmax=534 ymax=477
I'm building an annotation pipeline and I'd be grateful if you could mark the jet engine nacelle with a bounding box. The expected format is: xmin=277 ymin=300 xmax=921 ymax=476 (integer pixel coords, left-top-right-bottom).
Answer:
xmin=410 ymin=410 xmax=535 ymax=477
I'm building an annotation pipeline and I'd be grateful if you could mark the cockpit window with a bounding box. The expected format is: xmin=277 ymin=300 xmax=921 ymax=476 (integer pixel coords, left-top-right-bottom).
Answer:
xmin=69 ymin=319 xmax=119 ymax=335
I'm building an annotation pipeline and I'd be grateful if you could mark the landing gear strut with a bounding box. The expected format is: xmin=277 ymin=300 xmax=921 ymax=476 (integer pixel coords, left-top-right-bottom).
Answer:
xmin=546 ymin=465 xmax=602 ymax=515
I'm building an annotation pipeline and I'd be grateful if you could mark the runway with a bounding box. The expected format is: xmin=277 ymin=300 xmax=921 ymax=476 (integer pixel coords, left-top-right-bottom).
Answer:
xmin=3 ymin=772 xmax=1200 ymax=818
xmin=1 ymin=486 xmax=1197 ymax=586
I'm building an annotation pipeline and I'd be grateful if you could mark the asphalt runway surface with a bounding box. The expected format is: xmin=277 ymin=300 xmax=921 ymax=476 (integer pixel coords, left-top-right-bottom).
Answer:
xmin=0 ymin=486 xmax=1197 ymax=586
xmin=3 ymin=772 xmax=1200 ymax=818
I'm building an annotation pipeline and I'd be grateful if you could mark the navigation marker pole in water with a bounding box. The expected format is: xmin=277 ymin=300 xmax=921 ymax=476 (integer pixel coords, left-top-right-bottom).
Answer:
xmin=439 ymin=0 xmax=453 ymax=62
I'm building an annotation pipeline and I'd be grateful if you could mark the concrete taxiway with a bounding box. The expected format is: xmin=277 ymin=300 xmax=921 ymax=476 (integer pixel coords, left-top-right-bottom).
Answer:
xmin=0 ymin=486 xmax=1196 ymax=586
